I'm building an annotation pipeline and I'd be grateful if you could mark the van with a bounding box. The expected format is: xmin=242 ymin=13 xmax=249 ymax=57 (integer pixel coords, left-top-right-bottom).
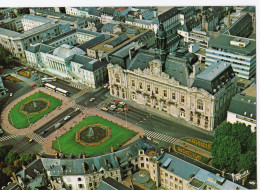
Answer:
xmin=54 ymin=123 xmax=62 ymax=129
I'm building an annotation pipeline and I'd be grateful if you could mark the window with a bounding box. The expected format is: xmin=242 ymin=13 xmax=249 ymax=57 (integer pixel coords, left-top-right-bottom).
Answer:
xmin=146 ymin=158 xmax=149 ymax=161
xmin=181 ymin=95 xmax=185 ymax=103
xmin=164 ymin=90 xmax=167 ymax=97
xmin=132 ymin=92 xmax=136 ymax=100
xmin=172 ymin=92 xmax=176 ymax=100
xmin=115 ymin=74 xmax=120 ymax=83
xmin=78 ymin=184 xmax=84 ymax=188
xmin=197 ymin=99 xmax=203 ymax=110
xmin=139 ymin=82 xmax=143 ymax=89
xmin=180 ymin=108 xmax=185 ymax=118
xmin=147 ymin=84 xmax=151 ymax=92
xmin=146 ymin=164 xmax=149 ymax=169
xmin=155 ymin=87 xmax=159 ymax=94
xmin=197 ymin=119 xmax=200 ymax=125
xmin=78 ymin=177 xmax=82 ymax=181
xmin=132 ymin=79 xmax=135 ymax=87
xmin=140 ymin=157 xmax=144 ymax=161
xmin=179 ymin=180 xmax=182 ymax=183
xmin=141 ymin=163 xmax=144 ymax=167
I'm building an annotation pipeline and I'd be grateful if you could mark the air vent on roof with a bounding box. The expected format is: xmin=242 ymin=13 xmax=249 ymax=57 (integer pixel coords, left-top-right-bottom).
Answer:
xmin=248 ymin=100 xmax=251 ymax=103
xmin=244 ymin=112 xmax=247 ymax=115
xmin=250 ymin=114 xmax=253 ymax=117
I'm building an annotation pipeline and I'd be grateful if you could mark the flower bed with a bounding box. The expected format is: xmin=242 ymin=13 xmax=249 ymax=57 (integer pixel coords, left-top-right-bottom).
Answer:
xmin=4 ymin=75 xmax=23 ymax=82
xmin=181 ymin=137 xmax=212 ymax=151
xmin=20 ymin=98 xmax=50 ymax=115
xmin=18 ymin=70 xmax=31 ymax=79
xmin=175 ymin=145 xmax=211 ymax=164
xmin=75 ymin=124 xmax=111 ymax=147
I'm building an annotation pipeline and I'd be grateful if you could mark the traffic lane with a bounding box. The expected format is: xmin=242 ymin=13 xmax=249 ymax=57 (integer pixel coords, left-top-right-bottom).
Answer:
xmin=34 ymin=108 xmax=75 ymax=135
xmin=41 ymin=110 xmax=81 ymax=138
xmin=76 ymin=87 xmax=108 ymax=107
xmin=103 ymin=106 xmax=213 ymax=142
xmin=49 ymin=79 xmax=80 ymax=96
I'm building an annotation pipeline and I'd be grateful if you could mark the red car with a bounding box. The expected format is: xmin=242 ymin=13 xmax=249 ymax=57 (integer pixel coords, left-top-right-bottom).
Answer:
xmin=32 ymin=83 xmax=37 ymax=87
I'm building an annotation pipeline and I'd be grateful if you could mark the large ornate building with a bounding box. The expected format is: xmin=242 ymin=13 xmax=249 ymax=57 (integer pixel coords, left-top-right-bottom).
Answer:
xmin=108 ymin=24 xmax=237 ymax=131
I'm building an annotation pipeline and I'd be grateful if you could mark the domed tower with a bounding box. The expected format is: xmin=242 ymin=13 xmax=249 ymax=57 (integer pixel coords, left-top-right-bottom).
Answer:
xmin=155 ymin=23 xmax=167 ymax=66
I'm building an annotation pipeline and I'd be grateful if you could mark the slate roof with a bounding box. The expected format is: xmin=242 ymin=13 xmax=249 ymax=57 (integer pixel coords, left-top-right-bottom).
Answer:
xmin=228 ymin=93 xmax=256 ymax=120
xmin=192 ymin=61 xmax=234 ymax=94
xmin=106 ymin=34 xmax=129 ymax=48
xmin=160 ymin=153 xmax=201 ymax=181
xmin=241 ymin=6 xmax=255 ymax=13
xmin=102 ymin=7 xmax=117 ymax=16
xmin=0 ymin=27 xmax=20 ymax=37
xmin=127 ymin=51 xmax=154 ymax=71
xmin=22 ymin=14 xmax=54 ymax=23
xmin=89 ymin=10 xmax=102 ymax=17
xmin=77 ymin=34 xmax=111 ymax=50
xmin=72 ymin=55 xmax=107 ymax=71
xmin=142 ymin=11 xmax=154 ymax=20
xmin=158 ymin=7 xmax=179 ymax=23
xmin=101 ymin=23 xmax=117 ymax=33
xmin=97 ymin=177 xmax=132 ymax=190
xmin=26 ymin=43 xmax=54 ymax=53
xmin=126 ymin=28 xmax=139 ymax=35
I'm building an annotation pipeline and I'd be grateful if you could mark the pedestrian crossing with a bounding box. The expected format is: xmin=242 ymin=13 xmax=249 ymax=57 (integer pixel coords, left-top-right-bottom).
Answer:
xmin=72 ymin=103 xmax=86 ymax=111
xmin=26 ymin=133 xmax=44 ymax=144
xmin=69 ymin=84 xmax=86 ymax=90
xmin=0 ymin=135 xmax=18 ymax=142
xmin=145 ymin=130 xmax=178 ymax=144
xmin=39 ymin=150 xmax=45 ymax=156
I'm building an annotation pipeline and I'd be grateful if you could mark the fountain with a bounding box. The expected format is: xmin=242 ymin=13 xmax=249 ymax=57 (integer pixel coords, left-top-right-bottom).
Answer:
xmin=86 ymin=127 xmax=94 ymax=138
xmin=33 ymin=101 xmax=37 ymax=108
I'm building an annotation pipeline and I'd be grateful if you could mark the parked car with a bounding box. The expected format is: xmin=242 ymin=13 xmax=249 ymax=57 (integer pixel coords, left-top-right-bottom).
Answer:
xmin=90 ymin=98 xmax=95 ymax=102
xmin=111 ymin=105 xmax=116 ymax=109
xmin=41 ymin=129 xmax=48 ymax=135
xmin=9 ymin=93 xmax=13 ymax=97
xmin=0 ymin=129 xmax=4 ymax=134
xmin=119 ymin=101 xmax=125 ymax=106
xmin=108 ymin=107 xmax=115 ymax=111
xmin=54 ymin=123 xmax=62 ymax=129
xmin=75 ymin=108 xmax=80 ymax=112
xmin=29 ymin=139 xmax=34 ymax=143
xmin=64 ymin=116 xmax=71 ymax=121
xmin=102 ymin=107 xmax=108 ymax=111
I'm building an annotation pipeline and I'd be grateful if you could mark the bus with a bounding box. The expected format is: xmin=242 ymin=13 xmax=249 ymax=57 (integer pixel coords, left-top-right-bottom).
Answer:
xmin=41 ymin=77 xmax=57 ymax=83
xmin=44 ymin=83 xmax=56 ymax=91
xmin=56 ymin=87 xmax=69 ymax=96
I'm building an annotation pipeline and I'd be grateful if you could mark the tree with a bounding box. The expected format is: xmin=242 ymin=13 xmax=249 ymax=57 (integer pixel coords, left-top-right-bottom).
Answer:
xmin=214 ymin=122 xmax=232 ymax=137
xmin=5 ymin=151 xmax=19 ymax=165
xmin=211 ymin=136 xmax=241 ymax=172
xmin=19 ymin=153 xmax=35 ymax=166
xmin=231 ymin=123 xmax=252 ymax=151
xmin=237 ymin=151 xmax=256 ymax=172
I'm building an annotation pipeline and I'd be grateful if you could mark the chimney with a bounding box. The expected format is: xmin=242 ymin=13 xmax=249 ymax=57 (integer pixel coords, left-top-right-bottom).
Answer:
xmin=12 ymin=172 xmax=17 ymax=182
xmin=227 ymin=11 xmax=231 ymax=27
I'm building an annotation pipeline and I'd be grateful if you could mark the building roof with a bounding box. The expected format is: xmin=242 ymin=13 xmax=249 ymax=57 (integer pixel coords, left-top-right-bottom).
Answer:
xmin=209 ymin=34 xmax=256 ymax=56
xmin=22 ymin=14 xmax=54 ymax=23
xmin=97 ymin=177 xmax=131 ymax=190
xmin=72 ymin=55 xmax=106 ymax=71
xmin=158 ymin=7 xmax=179 ymax=23
xmin=228 ymin=93 xmax=256 ymax=120
xmin=126 ymin=28 xmax=139 ymax=35
xmin=77 ymin=34 xmax=111 ymax=50
xmin=101 ymin=23 xmax=117 ymax=33
xmin=102 ymin=7 xmax=117 ymax=16
xmin=160 ymin=153 xmax=200 ymax=181
xmin=53 ymin=44 xmax=85 ymax=58
xmin=241 ymin=6 xmax=255 ymax=13
xmin=0 ymin=27 xmax=20 ymax=37
xmin=106 ymin=34 xmax=129 ymax=48
xmin=26 ymin=43 xmax=54 ymax=53
xmin=127 ymin=51 xmax=154 ymax=71
xmin=192 ymin=61 xmax=235 ymax=94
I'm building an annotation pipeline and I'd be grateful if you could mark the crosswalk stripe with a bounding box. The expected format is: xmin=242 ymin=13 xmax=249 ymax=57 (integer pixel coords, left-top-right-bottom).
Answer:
xmin=0 ymin=135 xmax=18 ymax=142
xmin=26 ymin=133 xmax=44 ymax=144
xmin=39 ymin=150 xmax=45 ymax=156
xmin=144 ymin=130 xmax=178 ymax=144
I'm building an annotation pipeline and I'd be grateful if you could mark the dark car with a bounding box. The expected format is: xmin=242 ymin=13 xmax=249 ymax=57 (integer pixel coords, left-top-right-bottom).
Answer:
xmin=41 ymin=129 xmax=48 ymax=135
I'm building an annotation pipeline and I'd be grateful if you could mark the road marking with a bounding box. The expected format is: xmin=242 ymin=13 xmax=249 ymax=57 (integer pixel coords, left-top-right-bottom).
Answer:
xmin=39 ymin=150 xmax=45 ymax=156
xmin=26 ymin=133 xmax=44 ymax=144
xmin=144 ymin=130 xmax=177 ymax=144
xmin=0 ymin=135 xmax=18 ymax=142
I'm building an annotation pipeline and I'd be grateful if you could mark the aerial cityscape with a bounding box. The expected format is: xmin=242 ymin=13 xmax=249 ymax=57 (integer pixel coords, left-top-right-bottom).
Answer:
xmin=0 ymin=6 xmax=256 ymax=190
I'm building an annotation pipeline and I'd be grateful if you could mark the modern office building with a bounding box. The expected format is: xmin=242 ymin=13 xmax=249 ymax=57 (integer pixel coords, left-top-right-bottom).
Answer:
xmin=206 ymin=34 xmax=256 ymax=79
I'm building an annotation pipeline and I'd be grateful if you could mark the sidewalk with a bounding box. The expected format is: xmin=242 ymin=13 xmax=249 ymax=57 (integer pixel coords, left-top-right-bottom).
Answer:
xmin=1 ymin=87 xmax=73 ymax=136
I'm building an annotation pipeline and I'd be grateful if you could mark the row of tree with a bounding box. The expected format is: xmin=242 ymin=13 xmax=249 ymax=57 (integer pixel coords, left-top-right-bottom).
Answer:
xmin=0 ymin=46 xmax=12 ymax=68
xmin=0 ymin=145 xmax=35 ymax=187
xmin=211 ymin=122 xmax=256 ymax=179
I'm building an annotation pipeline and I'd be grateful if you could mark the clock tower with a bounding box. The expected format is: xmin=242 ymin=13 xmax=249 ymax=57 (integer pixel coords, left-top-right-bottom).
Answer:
xmin=155 ymin=23 xmax=167 ymax=69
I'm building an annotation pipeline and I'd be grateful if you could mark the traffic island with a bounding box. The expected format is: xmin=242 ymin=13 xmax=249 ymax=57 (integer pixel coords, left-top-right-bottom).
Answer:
xmin=52 ymin=116 xmax=137 ymax=156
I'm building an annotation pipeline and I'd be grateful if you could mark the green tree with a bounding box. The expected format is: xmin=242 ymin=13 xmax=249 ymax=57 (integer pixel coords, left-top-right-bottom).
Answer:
xmin=231 ymin=122 xmax=252 ymax=151
xmin=19 ymin=153 xmax=35 ymax=166
xmin=211 ymin=136 xmax=241 ymax=172
xmin=5 ymin=150 xmax=19 ymax=165
xmin=214 ymin=122 xmax=232 ymax=137
xmin=237 ymin=151 xmax=256 ymax=172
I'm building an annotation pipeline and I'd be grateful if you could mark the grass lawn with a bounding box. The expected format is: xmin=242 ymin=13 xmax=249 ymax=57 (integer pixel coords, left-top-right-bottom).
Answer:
xmin=53 ymin=116 xmax=137 ymax=156
xmin=9 ymin=91 xmax=61 ymax=129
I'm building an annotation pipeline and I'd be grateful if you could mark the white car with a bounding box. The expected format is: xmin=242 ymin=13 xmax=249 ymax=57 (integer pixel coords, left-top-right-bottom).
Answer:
xmin=64 ymin=115 xmax=71 ymax=121
xmin=54 ymin=123 xmax=62 ymax=129
xmin=102 ymin=107 xmax=108 ymax=111
xmin=90 ymin=98 xmax=95 ymax=102
xmin=0 ymin=129 xmax=4 ymax=134
xmin=111 ymin=105 xmax=117 ymax=109
xmin=119 ymin=101 xmax=125 ymax=105
xmin=75 ymin=108 xmax=80 ymax=111
xmin=10 ymin=93 xmax=13 ymax=97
